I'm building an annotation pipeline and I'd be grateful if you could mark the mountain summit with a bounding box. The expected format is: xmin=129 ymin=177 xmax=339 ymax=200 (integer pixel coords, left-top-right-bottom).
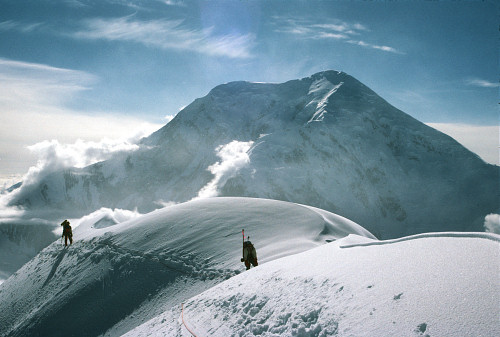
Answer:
xmin=9 ymin=70 xmax=499 ymax=238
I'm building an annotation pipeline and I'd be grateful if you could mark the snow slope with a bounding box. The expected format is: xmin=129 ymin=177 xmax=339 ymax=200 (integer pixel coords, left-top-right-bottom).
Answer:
xmin=0 ymin=197 xmax=374 ymax=337
xmin=130 ymin=232 xmax=499 ymax=337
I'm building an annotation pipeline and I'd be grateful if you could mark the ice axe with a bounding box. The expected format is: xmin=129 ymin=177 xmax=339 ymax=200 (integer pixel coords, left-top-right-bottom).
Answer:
xmin=241 ymin=229 xmax=245 ymax=262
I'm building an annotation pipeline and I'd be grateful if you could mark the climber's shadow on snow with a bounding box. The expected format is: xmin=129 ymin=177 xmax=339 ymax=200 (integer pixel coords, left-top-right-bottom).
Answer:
xmin=42 ymin=248 xmax=67 ymax=288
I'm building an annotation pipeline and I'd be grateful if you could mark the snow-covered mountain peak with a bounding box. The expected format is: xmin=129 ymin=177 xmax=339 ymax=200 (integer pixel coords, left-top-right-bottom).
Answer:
xmin=5 ymin=70 xmax=499 ymax=241
xmin=0 ymin=68 xmax=498 ymax=337
xmin=307 ymin=75 xmax=340 ymax=96
xmin=307 ymin=69 xmax=346 ymax=82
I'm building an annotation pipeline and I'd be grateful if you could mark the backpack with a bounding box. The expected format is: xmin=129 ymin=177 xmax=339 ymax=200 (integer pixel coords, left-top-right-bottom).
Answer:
xmin=244 ymin=241 xmax=254 ymax=258
xmin=61 ymin=220 xmax=72 ymax=235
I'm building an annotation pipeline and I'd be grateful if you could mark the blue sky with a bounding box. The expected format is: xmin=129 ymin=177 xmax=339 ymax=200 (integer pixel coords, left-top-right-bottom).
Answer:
xmin=0 ymin=0 xmax=498 ymax=185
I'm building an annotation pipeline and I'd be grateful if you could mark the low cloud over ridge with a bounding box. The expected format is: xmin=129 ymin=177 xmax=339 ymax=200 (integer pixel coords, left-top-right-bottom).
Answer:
xmin=197 ymin=140 xmax=254 ymax=199
xmin=484 ymin=214 xmax=500 ymax=234
xmin=0 ymin=57 xmax=163 ymax=180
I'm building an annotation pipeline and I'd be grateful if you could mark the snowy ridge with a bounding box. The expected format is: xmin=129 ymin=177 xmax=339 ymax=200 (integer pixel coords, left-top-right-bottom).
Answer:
xmin=339 ymin=231 xmax=500 ymax=248
xmin=1 ymin=199 xmax=498 ymax=336
xmin=0 ymin=197 xmax=374 ymax=337
xmin=0 ymin=70 xmax=498 ymax=335
xmin=160 ymin=232 xmax=499 ymax=337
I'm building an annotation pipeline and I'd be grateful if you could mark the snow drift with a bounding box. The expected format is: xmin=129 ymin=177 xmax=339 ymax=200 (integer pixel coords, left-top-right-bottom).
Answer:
xmin=139 ymin=232 xmax=499 ymax=337
xmin=0 ymin=197 xmax=373 ymax=337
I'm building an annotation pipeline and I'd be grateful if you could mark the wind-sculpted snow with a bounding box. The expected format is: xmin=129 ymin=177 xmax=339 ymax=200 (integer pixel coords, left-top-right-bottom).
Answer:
xmin=0 ymin=197 xmax=373 ymax=337
xmin=146 ymin=232 xmax=498 ymax=337
xmin=306 ymin=76 xmax=343 ymax=123
xmin=338 ymin=231 xmax=500 ymax=248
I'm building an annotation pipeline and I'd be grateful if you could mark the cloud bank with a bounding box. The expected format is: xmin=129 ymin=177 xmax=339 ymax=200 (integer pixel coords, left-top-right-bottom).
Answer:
xmin=20 ymin=132 xmax=152 ymax=191
xmin=28 ymin=138 xmax=138 ymax=170
xmin=197 ymin=140 xmax=254 ymax=199
xmin=0 ymin=124 xmax=155 ymax=209
xmin=426 ymin=123 xmax=499 ymax=166
xmin=0 ymin=57 xmax=163 ymax=179
xmin=0 ymin=131 xmax=154 ymax=224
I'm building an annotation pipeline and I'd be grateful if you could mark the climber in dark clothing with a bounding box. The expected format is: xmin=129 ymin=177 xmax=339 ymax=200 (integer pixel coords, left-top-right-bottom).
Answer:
xmin=61 ymin=220 xmax=73 ymax=246
xmin=241 ymin=240 xmax=258 ymax=270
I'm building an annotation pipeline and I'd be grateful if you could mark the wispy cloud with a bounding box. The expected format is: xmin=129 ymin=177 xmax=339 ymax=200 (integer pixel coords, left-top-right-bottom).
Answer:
xmin=0 ymin=58 xmax=96 ymax=113
xmin=63 ymin=0 xmax=88 ymax=8
xmin=0 ymin=20 xmax=45 ymax=33
xmin=346 ymin=40 xmax=402 ymax=54
xmin=465 ymin=78 xmax=499 ymax=88
xmin=73 ymin=16 xmax=255 ymax=58
xmin=161 ymin=0 xmax=186 ymax=6
xmin=273 ymin=16 xmax=403 ymax=54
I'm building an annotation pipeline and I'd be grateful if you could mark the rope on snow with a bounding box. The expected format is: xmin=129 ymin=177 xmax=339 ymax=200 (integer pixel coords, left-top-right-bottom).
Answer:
xmin=181 ymin=303 xmax=198 ymax=337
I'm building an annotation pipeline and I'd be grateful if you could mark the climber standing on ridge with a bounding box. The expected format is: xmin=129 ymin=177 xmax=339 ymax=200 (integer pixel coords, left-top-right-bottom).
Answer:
xmin=61 ymin=219 xmax=73 ymax=246
xmin=241 ymin=229 xmax=258 ymax=270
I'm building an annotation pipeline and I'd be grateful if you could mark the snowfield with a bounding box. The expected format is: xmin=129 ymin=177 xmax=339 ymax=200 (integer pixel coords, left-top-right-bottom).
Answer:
xmin=159 ymin=232 xmax=499 ymax=337
xmin=0 ymin=197 xmax=374 ymax=337
xmin=1 ymin=197 xmax=498 ymax=337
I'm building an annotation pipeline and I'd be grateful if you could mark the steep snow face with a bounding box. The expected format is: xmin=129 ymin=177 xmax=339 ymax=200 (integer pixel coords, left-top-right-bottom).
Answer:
xmin=0 ymin=197 xmax=374 ymax=337
xmin=6 ymin=70 xmax=499 ymax=238
xmin=131 ymin=232 xmax=499 ymax=337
